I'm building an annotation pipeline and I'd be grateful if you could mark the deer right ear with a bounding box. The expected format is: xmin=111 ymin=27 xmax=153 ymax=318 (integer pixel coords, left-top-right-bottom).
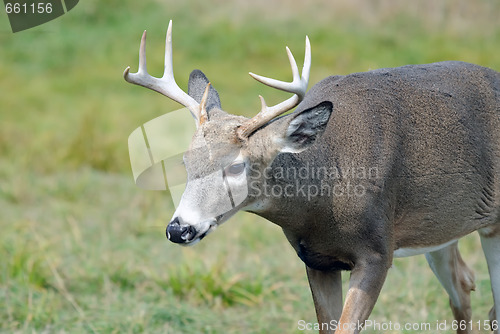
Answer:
xmin=279 ymin=101 xmax=333 ymax=154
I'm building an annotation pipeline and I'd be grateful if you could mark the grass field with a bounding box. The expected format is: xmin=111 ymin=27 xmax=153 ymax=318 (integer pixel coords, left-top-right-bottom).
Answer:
xmin=1 ymin=0 xmax=500 ymax=333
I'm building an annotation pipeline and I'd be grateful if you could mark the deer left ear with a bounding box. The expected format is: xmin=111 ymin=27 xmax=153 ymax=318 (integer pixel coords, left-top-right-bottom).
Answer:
xmin=188 ymin=69 xmax=221 ymax=112
xmin=280 ymin=101 xmax=333 ymax=153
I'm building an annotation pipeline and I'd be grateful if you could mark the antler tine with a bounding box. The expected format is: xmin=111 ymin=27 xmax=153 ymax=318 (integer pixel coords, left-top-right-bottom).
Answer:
xmin=123 ymin=20 xmax=201 ymax=121
xmin=199 ymin=83 xmax=211 ymax=125
xmin=163 ymin=20 xmax=174 ymax=82
xmin=238 ymin=36 xmax=311 ymax=139
xmin=138 ymin=30 xmax=148 ymax=73
xmin=123 ymin=30 xmax=147 ymax=81
xmin=302 ymin=36 xmax=311 ymax=90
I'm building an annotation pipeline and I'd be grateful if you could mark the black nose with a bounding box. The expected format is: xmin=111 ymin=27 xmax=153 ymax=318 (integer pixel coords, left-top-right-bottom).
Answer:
xmin=166 ymin=218 xmax=196 ymax=243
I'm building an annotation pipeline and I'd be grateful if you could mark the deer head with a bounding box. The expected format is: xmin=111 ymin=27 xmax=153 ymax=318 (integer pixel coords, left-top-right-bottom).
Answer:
xmin=124 ymin=21 xmax=332 ymax=245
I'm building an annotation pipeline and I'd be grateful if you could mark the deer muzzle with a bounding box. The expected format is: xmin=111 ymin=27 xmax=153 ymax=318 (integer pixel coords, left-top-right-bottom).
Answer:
xmin=166 ymin=217 xmax=197 ymax=244
xmin=166 ymin=217 xmax=218 ymax=245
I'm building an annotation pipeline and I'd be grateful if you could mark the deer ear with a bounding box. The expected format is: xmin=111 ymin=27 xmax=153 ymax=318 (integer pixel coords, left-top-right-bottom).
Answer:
xmin=280 ymin=101 xmax=332 ymax=153
xmin=188 ymin=70 xmax=221 ymax=111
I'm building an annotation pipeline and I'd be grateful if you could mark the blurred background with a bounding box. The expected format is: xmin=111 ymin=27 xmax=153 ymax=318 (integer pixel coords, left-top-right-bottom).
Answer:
xmin=1 ymin=0 xmax=499 ymax=333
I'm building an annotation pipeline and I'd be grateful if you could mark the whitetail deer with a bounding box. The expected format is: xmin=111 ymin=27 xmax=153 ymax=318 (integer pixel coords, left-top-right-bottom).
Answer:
xmin=124 ymin=21 xmax=500 ymax=334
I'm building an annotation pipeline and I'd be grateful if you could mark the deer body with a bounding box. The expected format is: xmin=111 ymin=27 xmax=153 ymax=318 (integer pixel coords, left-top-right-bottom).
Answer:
xmin=263 ymin=61 xmax=500 ymax=258
xmin=125 ymin=22 xmax=500 ymax=334
xmin=247 ymin=62 xmax=500 ymax=333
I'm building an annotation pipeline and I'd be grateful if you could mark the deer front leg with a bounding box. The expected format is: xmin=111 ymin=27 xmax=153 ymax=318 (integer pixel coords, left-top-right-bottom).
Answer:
xmin=336 ymin=254 xmax=391 ymax=334
xmin=306 ymin=267 xmax=343 ymax=334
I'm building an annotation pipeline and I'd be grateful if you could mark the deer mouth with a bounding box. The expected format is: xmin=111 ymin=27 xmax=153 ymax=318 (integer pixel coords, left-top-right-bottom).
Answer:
xmin=183 ymin=214 xmax=227 ymax=245
xmin=190 ymin=220 xmax=218 ymax=245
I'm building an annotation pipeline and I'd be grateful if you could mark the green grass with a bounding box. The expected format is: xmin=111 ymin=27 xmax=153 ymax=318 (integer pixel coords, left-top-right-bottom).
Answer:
xmin=1 ymin=0 xmax=500 ymax=333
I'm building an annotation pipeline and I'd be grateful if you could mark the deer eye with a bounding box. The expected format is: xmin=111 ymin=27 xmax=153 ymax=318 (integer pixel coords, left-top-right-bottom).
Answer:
xmin=226 ymin=162 xmax=245 ymax=176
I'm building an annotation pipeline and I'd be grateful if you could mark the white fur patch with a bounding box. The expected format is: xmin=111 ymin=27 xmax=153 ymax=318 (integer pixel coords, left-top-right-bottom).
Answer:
xmin=393 ymin=239 xmax=457 ymax=258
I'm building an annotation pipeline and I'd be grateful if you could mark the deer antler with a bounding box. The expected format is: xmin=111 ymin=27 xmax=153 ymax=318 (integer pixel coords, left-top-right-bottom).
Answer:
xmin=237 ymin=36 xmax=311 ymax=139
xmin=123 ymin=20 xmax=208 ymax=125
